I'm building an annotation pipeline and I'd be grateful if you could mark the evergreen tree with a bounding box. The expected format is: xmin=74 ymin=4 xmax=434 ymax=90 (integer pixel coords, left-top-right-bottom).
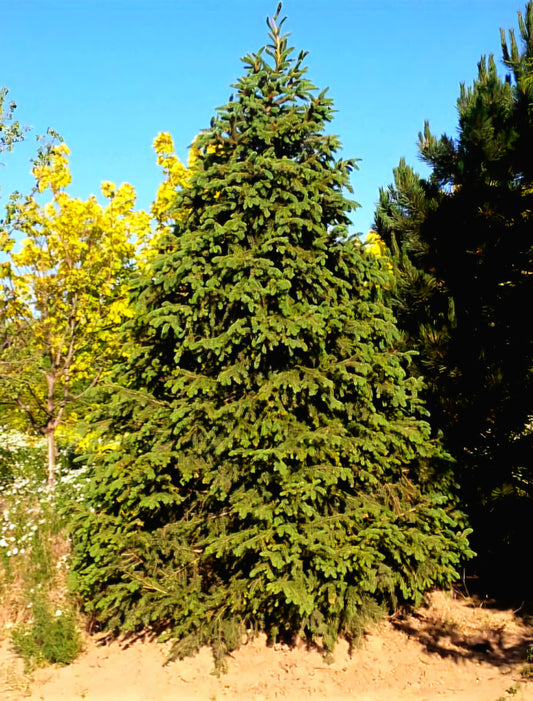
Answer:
xmin=373 ymin=158 xmax=455 ymax=406
xmin=70 ymin=8 xmax=471 ymax=666
xmin=375 ymin=3 xmax=533 ymax=599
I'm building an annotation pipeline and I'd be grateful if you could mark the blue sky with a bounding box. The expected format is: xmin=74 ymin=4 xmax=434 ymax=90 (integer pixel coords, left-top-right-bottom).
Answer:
xmin=0 ymin=0 xmax=523 ymax=237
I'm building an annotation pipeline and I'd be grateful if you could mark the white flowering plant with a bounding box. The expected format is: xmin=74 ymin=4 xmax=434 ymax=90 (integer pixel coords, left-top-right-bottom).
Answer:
xmin=0 ymin=427 xmax=85 ymax=669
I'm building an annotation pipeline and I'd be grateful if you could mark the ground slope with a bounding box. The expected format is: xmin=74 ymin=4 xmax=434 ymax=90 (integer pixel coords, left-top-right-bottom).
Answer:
xmin=1 ymin=591 xmax=532 ymax=701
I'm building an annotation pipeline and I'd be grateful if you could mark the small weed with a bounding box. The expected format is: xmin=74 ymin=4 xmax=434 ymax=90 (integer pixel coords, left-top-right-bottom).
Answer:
xmin=443 ymin=617 xmax=458 ymax=633
xmin=11 ymin=593 xmax=81 ymax=671
xmin=521 ymin=663 xmax=533 ymax=679
xmin=507 ymin=683 xmax=521 ymax=695
xmin=526 ymin=645 xmax=533 ymax=663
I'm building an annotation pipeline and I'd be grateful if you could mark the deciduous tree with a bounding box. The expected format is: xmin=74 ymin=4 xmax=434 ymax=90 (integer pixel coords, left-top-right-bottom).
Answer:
xmin=0 ymin=86 xmax=26 ymax=156
xmin=0 ymin=143 xmax=149 ymax=486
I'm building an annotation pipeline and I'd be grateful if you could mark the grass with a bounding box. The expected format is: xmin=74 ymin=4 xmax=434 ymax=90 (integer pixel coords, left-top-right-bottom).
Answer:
xmin=521 ymin=663 xmax=533 ymax=679
xmin=11 ymin=595 xmax=81 ymax=670
xmin=0 ymin=427 xmax=87 ymax=671
xmin=0 ymin=657 xmax=32 ymax=698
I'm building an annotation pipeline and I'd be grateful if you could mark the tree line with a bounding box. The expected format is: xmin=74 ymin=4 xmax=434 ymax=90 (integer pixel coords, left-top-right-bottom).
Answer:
xmin=1 ymin=1 xmax=531 ymax=666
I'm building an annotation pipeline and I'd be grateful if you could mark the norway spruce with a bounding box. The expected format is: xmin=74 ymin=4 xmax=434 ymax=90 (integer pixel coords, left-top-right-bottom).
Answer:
xmin=70 ymin=8 xmax=471 ymax=666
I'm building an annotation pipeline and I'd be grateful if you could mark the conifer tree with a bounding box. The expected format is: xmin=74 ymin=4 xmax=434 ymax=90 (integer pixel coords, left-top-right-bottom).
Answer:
xmin=70 ymin=7 xmax=471 ymax=666
xmin=375 ymin=3 xmax=533 ymax=599
xmin=373 ymin=159 xmax=455 ymax=404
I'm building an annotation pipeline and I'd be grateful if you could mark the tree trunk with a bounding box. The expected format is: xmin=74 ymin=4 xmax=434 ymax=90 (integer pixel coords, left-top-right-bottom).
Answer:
xmin=47 ymin=428 xmax=57 ymax=488
xmin=45 ymin=369 xmax=59 ymax=489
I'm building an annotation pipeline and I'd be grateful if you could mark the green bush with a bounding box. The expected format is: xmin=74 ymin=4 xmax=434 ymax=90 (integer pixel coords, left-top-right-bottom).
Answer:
xmin=11 ymin=594 xmax=81 ymax=671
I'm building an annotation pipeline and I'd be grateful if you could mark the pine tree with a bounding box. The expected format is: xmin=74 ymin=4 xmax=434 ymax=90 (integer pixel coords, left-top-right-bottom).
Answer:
xmin=373 ymin=158 xmax=455 ymax=410
xmin=375 ymin=3 xmax=533 ymax=599
xmin=70 ymin=7 xmax=471 ymax=667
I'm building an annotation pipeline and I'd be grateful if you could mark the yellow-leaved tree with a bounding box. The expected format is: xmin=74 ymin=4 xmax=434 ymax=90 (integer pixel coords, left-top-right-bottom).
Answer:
xmin=143 ymin=131 xmax=191 ymax=258
xmin=0 ymin=142 xmax=149 ymax=486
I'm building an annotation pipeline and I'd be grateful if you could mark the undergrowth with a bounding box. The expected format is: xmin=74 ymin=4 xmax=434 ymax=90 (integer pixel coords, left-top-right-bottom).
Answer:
xmin=0 ymin=427 xmax=86 ymax=671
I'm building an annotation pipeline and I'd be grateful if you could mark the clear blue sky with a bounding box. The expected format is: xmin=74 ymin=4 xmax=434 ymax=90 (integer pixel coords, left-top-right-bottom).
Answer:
xmin=0 ymin=0 xmax=523 ymax=237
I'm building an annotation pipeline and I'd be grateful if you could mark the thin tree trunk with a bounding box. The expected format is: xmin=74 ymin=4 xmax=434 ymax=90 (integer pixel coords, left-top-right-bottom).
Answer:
xmin=47 ymin=428 xmax=57 ymax=488
xmin=45 ymin=369 xmax=58 ymax=489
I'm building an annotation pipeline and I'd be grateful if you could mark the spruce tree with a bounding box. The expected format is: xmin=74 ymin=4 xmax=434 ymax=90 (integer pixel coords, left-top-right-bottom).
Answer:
xmin=375 ymin=3 xmax=533 ymax=599
xmin=70 ymin=7 xmax=471 ymax=666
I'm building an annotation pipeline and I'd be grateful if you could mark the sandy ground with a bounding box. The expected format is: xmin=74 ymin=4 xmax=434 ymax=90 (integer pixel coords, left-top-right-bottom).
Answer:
xmin=1 ymin=591 xmax=533 ymax=701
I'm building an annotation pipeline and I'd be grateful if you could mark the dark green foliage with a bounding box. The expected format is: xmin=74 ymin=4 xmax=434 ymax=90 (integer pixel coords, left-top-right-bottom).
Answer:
xmin=374 ymin=158 xmax=455 ymax=402
xmin=375 ymin=3 xmax=533 ymax=600
xmin=69 ymin=8 xmax=471 ymax=667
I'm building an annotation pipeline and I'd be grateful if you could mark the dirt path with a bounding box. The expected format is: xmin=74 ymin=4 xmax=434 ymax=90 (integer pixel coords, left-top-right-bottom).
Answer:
xmin=1 ymin=592 xmax=533 ymax=701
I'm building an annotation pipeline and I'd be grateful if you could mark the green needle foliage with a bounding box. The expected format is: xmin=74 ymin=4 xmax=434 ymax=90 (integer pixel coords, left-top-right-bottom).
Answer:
xmin=69 ymin=6 xmax=471 ymax=668
xmin=375 ymin=3 xmax=533 ymax=601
